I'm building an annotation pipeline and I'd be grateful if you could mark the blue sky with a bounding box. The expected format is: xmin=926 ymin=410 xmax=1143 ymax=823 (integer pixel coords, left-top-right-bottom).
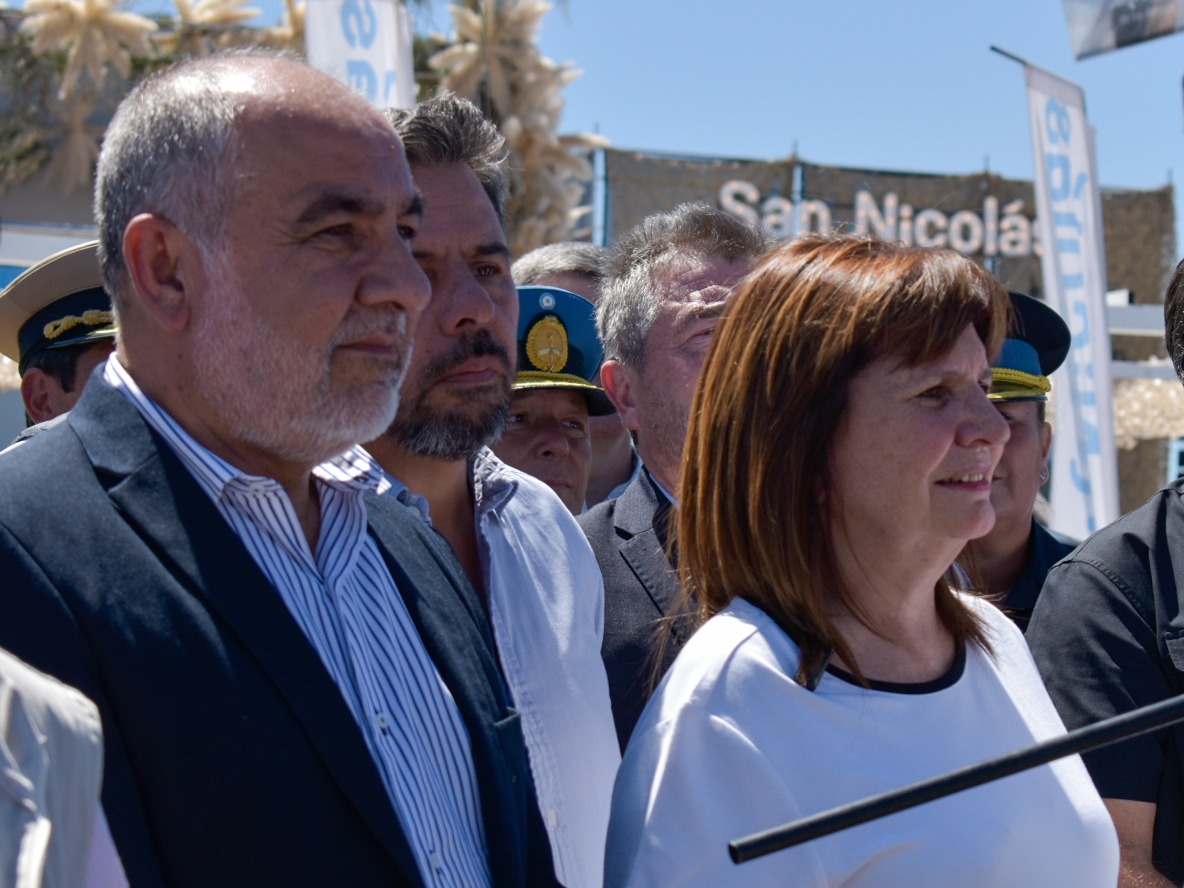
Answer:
xmin=27 ymin=0 xmax=1184 ymax=256
xmin=359 ymin=1 xmax=1183 ymax=259
xmin=525 ymin=0 xmax=1182 ymax=181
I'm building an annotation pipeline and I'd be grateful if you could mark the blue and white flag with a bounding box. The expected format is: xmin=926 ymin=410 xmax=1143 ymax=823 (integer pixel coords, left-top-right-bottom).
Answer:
xmin=305 ymin=0 xmax=416 ymax=109
xmin=1025 ymin=63 xmax=1118 ymax=539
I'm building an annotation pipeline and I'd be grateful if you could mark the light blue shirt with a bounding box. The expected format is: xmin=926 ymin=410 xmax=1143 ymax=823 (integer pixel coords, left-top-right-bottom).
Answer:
xmin=647 ymin=466 xmax=678 ymax=509
xmin=388 ymin=449 xmax=620 ymax=888
xmin=596 ymin=448 xmax=643 ymax=507
xmin=104 ymin=357 xmax=490 ymax=888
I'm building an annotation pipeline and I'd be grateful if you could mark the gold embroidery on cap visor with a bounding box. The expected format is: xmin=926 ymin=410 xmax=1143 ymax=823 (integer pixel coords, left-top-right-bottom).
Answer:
xmin=525 ymin=314 xmax=569 ymax=374
xmin=43 ymin=309 xmax=115 ymax=341
xmin=989 ymin=367 xmax=1051 ymax=401
xmin=516 ymin=370 xmax=601 ymax=389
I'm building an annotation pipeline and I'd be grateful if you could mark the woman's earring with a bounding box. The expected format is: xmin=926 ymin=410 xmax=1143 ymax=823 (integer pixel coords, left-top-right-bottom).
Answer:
xmin=1040 ymin=467 xmax=1050 ymax=483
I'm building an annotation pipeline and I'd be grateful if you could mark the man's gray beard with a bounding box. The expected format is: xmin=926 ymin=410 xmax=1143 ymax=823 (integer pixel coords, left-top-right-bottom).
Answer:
xmin=191 ymin=243 xmax=407 ymax=465
xmin=391 ymin=400 xmax=509 ymax=461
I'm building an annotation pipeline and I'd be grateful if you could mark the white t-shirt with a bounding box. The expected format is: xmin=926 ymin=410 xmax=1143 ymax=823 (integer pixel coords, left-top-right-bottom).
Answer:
xmin=606 ymin=595 xmax=1118 ymax=887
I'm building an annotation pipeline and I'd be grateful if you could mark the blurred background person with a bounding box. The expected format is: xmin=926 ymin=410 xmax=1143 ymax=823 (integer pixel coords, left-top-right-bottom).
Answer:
xmin=512 ymin=242 xmax=606 ymax=303
xmin=513 ymin=242 xmax=636 ymax=506
xmin=606 ymin=235 xmax=1117 ymax=887
xmin=492 ymin=285 xmax=615 ymax=514
xmin=0 ymin=646 xmax=125 ymax=887
xmin=959 ymin=291 xmax=1073 ymax=631
xmin=0 ymin=241 xmax=115 ymax=437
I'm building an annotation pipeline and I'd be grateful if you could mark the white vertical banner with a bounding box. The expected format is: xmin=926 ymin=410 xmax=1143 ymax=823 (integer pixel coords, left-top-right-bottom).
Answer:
xmin=305 ymin=0 xmax=416 ymax=110
xmin=1024 ymin=63 xmax=1118 ymax=539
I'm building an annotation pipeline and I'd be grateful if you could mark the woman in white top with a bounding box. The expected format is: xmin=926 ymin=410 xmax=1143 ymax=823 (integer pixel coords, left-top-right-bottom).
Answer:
xmin=605 ymin=234 xmax=1118 ymax=887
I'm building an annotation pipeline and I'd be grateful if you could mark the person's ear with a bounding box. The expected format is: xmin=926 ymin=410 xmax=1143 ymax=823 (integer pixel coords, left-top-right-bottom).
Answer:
xmin=21 ymin=369 xmax=65 ymax=424
xmin=1039 ymin=419 xmax=1053 ymax=464
xmin=122 ymin=214 xmax=199 ymax=333
xmin=599 ymin=360 xmax=641 ymax=433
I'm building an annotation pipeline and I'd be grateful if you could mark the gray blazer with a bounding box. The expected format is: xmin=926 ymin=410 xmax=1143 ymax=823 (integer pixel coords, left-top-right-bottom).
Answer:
xmin=578 ymin=469 xmax=689 ymax=751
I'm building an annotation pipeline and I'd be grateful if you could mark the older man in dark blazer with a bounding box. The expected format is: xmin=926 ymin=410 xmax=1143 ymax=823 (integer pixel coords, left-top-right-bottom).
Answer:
xmin=0 ymin=53 xmax=554 ymax=888
xmin=578 ymin=205 xmax=769 ymax=750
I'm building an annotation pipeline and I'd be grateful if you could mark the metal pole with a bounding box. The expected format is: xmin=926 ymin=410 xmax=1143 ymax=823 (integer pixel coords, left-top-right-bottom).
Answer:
xmin=989 ymin=45 xmax=1029 ymax=66
xmin=730 ymin=692 xmax=1184 ymax=864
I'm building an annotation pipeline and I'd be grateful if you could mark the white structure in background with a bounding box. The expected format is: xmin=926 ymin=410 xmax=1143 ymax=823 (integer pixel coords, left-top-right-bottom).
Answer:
xmin=304 ymin=0 xmax=415 ymax=109
xmin=1 ymin=224 xmax=95 ymax=286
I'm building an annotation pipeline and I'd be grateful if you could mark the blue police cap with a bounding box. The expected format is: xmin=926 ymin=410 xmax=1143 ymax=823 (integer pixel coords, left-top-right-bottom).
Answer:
xmin=514 ymin=285 xmax=615 ymax=416
xmin=990 ymin=292 xmax=1071 ymax=403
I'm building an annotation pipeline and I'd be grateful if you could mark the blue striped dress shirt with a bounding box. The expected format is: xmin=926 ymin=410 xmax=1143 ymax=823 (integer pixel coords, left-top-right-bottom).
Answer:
xmin=103 ymin=358 xmax=490 ymax=887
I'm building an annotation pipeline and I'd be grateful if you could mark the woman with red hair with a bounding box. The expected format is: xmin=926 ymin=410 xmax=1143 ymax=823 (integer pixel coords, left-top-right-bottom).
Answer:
xmin=605 ymin=235 xmax=1117 ymax=887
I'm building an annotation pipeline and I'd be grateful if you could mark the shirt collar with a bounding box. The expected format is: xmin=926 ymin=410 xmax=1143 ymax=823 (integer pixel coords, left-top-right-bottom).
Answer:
xmin=381 ymin=448 xmax=518 ymax=527
xmin=104 ymin=354 xmax=389 ymax=498
xmin=382 ymin=471 xmax=433 ymax=524
xmin=647 ymin=466 xmax=679 ymax=508
xmin=470 ymin=448 xmax=517 ymax=517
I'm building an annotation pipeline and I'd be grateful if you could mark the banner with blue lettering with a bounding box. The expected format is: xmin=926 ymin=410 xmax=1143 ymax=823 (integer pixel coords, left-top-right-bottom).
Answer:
xmin=305 ymin=0 xmax=415 ymax=109
xmin=1025 ymin=63 xmax=1118 ymax=539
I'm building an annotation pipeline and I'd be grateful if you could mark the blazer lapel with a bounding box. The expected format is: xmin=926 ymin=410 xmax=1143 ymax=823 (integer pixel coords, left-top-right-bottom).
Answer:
xmin=615 ymin=472 xmax=683 ymax=621
xmin=69 ymin=381 xmax=424 ymax=885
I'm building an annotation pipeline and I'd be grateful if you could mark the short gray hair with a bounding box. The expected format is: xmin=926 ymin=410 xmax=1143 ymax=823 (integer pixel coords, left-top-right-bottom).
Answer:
xmin=598 ymin=203 xmax=771 ymax=367
xmin=94 ymin=52 xmax=295 ymax=313
xmin=513 ymin=241 xmax=607 ymax=285
xmin=384 ymin=91 xmax=509 ymax=223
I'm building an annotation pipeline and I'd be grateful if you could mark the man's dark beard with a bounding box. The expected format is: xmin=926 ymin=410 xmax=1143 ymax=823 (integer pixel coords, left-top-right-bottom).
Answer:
xmin=388 ymin=328 xmax=513 ymax=460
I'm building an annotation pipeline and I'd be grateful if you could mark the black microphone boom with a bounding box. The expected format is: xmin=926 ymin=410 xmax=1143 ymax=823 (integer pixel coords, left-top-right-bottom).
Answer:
xmin=730 ymin=692 xmax=1184 ymax=864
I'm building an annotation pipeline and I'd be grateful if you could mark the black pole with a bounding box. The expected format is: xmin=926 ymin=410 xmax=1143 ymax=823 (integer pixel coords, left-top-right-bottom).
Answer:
xmin=989 ymin=44 xmax=1029 ymax=67
xmin=729 ymin=692 xmax=1184 ymax=864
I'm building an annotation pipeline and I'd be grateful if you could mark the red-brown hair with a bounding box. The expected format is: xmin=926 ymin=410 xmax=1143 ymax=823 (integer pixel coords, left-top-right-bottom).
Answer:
xmin=677 ymin=234 xmax=1010 ymax=683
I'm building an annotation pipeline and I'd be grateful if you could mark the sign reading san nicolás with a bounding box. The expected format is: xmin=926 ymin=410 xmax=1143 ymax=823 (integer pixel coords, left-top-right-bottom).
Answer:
xmin=601 ymin=148 xmax=1174 ymax=306
xmin=720 ymin=180 xmax=1034 ymax=258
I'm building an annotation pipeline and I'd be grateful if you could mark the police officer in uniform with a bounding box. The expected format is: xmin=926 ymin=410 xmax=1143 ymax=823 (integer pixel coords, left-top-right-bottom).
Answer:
xmin=0 ymin=241 xmax=115 ymax=440
xmin=960 ymin=291 xmax=1072 ymax=630
xmin=493 ymin=286 xmax=615 ymax=514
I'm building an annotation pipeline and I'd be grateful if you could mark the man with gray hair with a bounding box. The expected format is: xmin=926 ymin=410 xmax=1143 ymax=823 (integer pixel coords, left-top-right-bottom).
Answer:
xmin=0 ymin=54 xmax=546 ymax=887
xmin=365 ymin=93 xmax=617 ymax=888
xmin=512 ymin=241 xmax=605 ymax=300
xmin=512 ymin=241 xmax=638 ymax=506
xmin=578 ymin=203 xmax=770 ymax=750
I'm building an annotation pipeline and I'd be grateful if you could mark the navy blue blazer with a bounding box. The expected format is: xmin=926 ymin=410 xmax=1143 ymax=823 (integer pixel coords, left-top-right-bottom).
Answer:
xmin=0 ymin=377 xmax=552 ymax=887
xmin=578 ymin=469 xmax=688 ymax=752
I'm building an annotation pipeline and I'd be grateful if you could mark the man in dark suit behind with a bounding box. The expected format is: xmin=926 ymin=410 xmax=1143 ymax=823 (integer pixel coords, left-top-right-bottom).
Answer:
xmin=0 ymin=52 xmax=551 ymax=887
xmin=578 ymin=204 xmax=769 ymax=750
